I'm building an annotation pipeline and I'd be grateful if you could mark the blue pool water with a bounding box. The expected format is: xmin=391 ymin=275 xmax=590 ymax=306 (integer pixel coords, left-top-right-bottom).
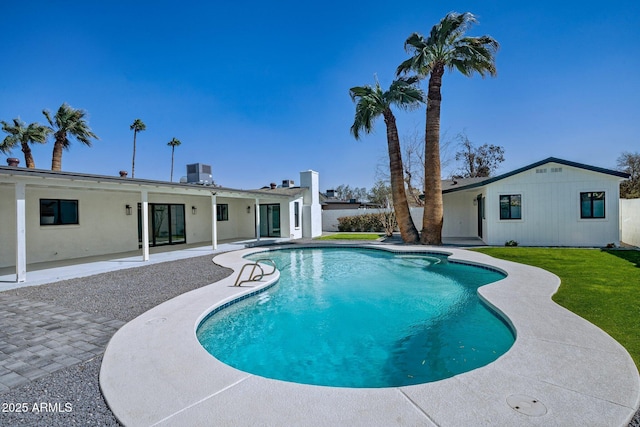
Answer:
xmin=197 ymin=247 xmax=514 ymax=388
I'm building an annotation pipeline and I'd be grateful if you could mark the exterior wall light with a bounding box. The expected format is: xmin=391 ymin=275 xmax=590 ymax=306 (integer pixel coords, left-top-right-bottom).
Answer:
xmin=192 ymin=206 xmax=197 ymax=215
xmin=125 ymin=204 xmax=132 ymax=215
xmin=247 ymin=206 xmax=251 ymax=213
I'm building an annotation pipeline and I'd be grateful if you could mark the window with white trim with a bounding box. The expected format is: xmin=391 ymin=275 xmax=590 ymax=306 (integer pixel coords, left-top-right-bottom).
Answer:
xmin=580 ymin=192 xmax=605 ymax=218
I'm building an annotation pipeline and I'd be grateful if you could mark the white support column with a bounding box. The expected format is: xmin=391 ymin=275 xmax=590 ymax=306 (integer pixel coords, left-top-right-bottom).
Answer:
xmin=211 ymin=194 xmax=218 ymax=250
xmin=15 ymin=182 xmax=26 ymax=282
xmin=255 ymin=198 xmax=260 ymax=242
xmin=141 ymin=190 xmax=150 ymax=261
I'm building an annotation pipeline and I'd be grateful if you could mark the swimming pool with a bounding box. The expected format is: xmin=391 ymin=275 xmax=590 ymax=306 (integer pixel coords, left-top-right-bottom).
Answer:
xmin=197 ymin=247 xmax=514 ymax=388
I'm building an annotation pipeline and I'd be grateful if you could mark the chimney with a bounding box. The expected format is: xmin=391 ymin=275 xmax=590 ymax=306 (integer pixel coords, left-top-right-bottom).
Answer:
xmin=270 ymin=182 xmax=277 ymax=189
xmin=119 ymin=170 xmax=128 ymax=178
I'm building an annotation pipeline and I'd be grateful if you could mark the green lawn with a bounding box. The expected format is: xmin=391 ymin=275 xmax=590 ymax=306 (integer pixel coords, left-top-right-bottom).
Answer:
xmin=472 ymin=247 xmax=640 ymax=368
xmin=314 ymin=233 xmax=383 ymax=241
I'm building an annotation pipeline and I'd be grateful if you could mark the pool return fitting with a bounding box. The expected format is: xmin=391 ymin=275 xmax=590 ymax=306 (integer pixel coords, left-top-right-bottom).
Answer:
xmin=233 ymin=259 xmax=277 ymax=286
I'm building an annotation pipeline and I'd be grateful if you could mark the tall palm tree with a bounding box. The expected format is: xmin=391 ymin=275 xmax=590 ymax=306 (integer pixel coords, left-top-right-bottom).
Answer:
xmin=43 ymin=103 xmax=99 ymax=171
xmin=130 ymin=118 xmax=146 ymax=178
xmin=350 ymin=77 xmax=423 ymax=243
xmin=397 ymin=12 xmax=499 ymax=245
xmin=1 ymin=118 xmax=51 ymax=168
xmin=167 ymin=137 xmax=181 ymax=182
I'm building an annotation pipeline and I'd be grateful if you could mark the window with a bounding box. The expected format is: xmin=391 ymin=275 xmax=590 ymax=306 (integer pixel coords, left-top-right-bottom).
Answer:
xmin=40 ymin=199 xmax=79 ymax=225
xmin=216 ymin=204 xmax=229 ymax=221
xmin=581 ymin=192 xmax=605 ymax=218
xmin=294 ymin=201 xmax=300 ymax=228
xmin=499 ymin=194 xmax=521 ymax=220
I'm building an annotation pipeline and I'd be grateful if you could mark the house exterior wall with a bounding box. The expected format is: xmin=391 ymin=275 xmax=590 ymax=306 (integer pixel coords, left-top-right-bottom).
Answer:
xmin=0 ymin=187 xmax=218 ymax=268
xmin=300 ymin=170 xmax=322 ymax=238
xmin=442 ymin=191 xmax=479 ymax=238
xmin=147 ymin=193 xmax=213 ymax=245
xmin=0 ymin=185 xmax=16 ymax=268
xmin=216 ymin=198 xmax=255 ymax=241
xmin=620 ymin=198 xmax=640 ymax=247
xmin=22 ymin=187 xmax=140 ymax=265
xmin=288 ymin=197 xmax=304 ymax=239
xmin=482 ymin=163 xmax=622 ymax=246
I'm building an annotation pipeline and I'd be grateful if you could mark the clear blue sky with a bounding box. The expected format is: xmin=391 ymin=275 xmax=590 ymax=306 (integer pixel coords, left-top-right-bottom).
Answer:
xmin=2 ymin=1 xmax=639 ymax=191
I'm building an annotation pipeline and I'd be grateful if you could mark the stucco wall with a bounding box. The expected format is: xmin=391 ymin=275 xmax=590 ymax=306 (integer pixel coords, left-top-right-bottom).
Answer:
xmin=0 ymin=185 xmax=16 ymax=268
xmin=621 ymin=198 xmax=640 ymax=247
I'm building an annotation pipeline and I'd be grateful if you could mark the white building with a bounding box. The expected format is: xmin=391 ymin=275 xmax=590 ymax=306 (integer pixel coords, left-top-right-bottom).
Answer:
xmin=0 ymin=166 xmax=322 ymax=282
xmin=442 ymin=157 xmax=629 ymax=246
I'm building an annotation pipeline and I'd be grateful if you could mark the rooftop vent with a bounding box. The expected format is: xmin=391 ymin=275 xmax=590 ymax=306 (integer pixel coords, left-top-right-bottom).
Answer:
xmin=282 ymin=179 xmax=294 ymax=188
xmin=186 ymin=163 xmax=213 ymax=185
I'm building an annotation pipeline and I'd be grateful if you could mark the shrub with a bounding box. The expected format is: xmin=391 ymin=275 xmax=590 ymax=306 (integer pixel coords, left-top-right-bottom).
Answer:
xmin=337 ymin=212 xmax=396 ymax=233
xmin=505 ymin=240 xmax=518 ymax=247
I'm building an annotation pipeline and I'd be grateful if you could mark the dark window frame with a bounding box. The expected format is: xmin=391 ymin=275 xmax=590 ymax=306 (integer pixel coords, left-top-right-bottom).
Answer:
xmin=40 ymin=199 xmax=79 ymax=225
xmin=499 ymin=194 xmax=522 ymax=220
xmin=580 ymin=192 xmax=606 ymax=219
xmin=216 ymin=204 xmax=229 ymax=221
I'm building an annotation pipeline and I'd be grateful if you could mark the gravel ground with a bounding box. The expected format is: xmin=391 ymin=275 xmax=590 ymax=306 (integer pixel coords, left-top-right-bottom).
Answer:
xmin=0 ymin=251 xmax=638 ymax=426
xmin=0 ymin=254 xmax=232 ymax=426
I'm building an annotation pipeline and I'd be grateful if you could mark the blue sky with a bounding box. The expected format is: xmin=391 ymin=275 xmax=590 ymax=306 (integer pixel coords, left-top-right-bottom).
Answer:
xmin=2 ymin=1 xmax=639 ymax=191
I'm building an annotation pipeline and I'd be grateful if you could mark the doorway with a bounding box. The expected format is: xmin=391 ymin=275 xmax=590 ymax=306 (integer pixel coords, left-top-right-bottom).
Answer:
xmin=476 ymin=194 xmax=484 ymax=238
xmin=138 ymin=203 xmax=186 ymax=247
xmin=259 ymin=204 xmax=281 ymax=237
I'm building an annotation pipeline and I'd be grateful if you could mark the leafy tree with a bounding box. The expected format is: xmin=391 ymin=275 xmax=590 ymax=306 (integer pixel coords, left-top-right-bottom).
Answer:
xmin=1 ymin=118 xmax=51 ymax=168
xmin=454 ymin=132 xmax=504 ymax=177
xmin=367 ymin=180 xmax=392 ymax=208
xmin=617 ymin=151 xmax=640 ymax=198
xmin=350 ymin=76 xmax=423 ymax=243
xmin=397 ymin=12 xmax=499 ymax=244
xmin=333 ymin=184 xmax=368 ymax=201
xmin=43 ymin=103 xmax=99 ymax=171
xmin=167 ymin=137 xmax=181 ymax=182
xmin=130 ymin=118 xmax=146 ymax=178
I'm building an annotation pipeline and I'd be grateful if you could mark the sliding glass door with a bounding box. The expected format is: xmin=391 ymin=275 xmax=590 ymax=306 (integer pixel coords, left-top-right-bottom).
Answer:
xmin=259 ymin=204 xmax=281 ymax=237
xmin=138 ymin=203 xmax=186 ymax=247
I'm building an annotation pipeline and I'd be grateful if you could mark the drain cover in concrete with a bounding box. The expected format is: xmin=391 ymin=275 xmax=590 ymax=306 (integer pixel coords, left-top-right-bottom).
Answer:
xmin=506 ymin=394 xmax=547 ymax=416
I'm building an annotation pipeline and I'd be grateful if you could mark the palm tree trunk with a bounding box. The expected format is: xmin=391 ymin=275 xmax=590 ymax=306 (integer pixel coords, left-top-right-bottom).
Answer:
xmin=51 ymin=133 xmax=65 ymax=171
xmin=383 ymin=109 xmax=420 ymax=243
xmin=421 ymin=67 xmax=444 ymax=245
xmin=131 ymin=131 xmax=137 ymax=178
xmin=21 ymin=142 xmax=36 ymax=168
xmin=170 ymin=147 xmax=175 ymax=182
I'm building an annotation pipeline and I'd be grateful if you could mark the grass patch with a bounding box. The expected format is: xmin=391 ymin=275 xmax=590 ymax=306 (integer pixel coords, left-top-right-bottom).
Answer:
xmin=472 ymin=247 xmax=640 ymax=368
xmin=315 ymin=233 xmax=383 ymax=241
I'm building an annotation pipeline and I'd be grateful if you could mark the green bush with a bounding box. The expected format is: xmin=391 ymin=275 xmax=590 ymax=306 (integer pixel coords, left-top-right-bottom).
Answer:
xmin=337 ymin=213 xmax=393 ymax=233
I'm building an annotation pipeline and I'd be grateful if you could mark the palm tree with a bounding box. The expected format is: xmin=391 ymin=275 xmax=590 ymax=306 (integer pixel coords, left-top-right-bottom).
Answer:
xmin=167 ymin=137 xmax=181 ymax=182
xmin=43 ymin=103 xmax=99 ymax=171
xmin=1 ymin=118 xmax=51 ymax=168
xmin=130 ymin=119 xmax=146 ymax=178
xmin=350 ymin=77 xmax=423 ymax=243
xmin=397 ymin=12 xmax=499 ymax=244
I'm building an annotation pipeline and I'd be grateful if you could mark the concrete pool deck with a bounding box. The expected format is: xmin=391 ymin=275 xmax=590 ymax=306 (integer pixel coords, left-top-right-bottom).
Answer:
xmin=100 ymin=245 xmax=640 ymax=426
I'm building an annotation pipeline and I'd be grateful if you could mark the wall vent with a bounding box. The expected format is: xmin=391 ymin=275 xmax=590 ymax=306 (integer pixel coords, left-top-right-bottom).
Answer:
xmin=535 ymin=168 xmax=547 ymax=174
xmin=551 ymin=167 xmax=563 ymax=173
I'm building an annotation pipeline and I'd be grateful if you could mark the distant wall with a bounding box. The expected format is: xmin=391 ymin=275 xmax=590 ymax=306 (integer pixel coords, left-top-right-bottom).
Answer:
xmin=321 ymin=208 xmax=424 ymax=233
xmin=621 ymin=198 xmax=640 ymax=247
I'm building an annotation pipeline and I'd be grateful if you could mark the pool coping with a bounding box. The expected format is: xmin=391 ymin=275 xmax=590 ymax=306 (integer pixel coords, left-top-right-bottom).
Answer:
xmin=100 ymin=245 xmax=640 ymax=426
